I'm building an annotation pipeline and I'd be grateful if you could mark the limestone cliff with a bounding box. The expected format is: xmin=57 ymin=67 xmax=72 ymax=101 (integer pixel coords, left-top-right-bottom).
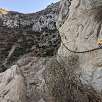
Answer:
xmin=58 ymin=0 xmax=102 ymax=96
xmin=0 ymin=65 xmax=27 ymax=102
xmin=0 ymin=0 xmax=102 ymax=102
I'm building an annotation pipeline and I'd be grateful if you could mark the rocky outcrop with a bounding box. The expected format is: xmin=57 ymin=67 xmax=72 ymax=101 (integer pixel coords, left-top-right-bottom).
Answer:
xmin=0 ymin=0 xmax=102 ymax=102
xmin=58 ymin=0 xmax=102 ymax=94
xmin=56 ymin=0 xmax=71 ymax=28
xmin=17 ymin=54 xmax=102 ymax=102
xmin=0 ymin=65 xmax=27 ymax=102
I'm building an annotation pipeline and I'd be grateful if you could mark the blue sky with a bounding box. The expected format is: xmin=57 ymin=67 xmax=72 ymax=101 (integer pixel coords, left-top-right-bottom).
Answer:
xmin=0 ymin=0 xmax=59 ymax=13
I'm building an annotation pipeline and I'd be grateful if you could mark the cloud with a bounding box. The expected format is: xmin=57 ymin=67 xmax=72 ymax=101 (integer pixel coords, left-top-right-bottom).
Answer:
xmin=53 ymin=0 xmax=60 ymax=3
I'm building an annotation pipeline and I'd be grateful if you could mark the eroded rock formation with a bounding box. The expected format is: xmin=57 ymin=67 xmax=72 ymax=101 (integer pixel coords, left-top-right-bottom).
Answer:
xmin=58 ymin=0 xmax=102 ymax=94
xmin=56 ymin=0 xmax=71 ymax=28
xmin=0 ymin=0 xmax=102 ymax=102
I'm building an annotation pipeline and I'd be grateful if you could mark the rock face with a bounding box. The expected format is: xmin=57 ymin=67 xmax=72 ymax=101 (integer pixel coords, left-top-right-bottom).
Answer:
xmin=56 ymin=0 xmax=71 ymax=28
xmin=17 ymin=54 xmax=102 ymax=102
xmin=0 ymin=65 xmax=27 ymax=102
xmin=58 ymin=0 xmax=102 ymax=93
xmin=0 ymin=0 xmax=102 ymax=102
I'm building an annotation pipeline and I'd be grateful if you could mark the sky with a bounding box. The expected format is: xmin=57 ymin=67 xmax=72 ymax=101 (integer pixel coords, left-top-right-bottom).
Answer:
xmin=0 ymin=0 xmax=59 ymax=13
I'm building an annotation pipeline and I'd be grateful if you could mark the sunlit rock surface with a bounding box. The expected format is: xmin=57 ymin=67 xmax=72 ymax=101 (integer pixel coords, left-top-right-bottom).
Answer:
xmin=58 ymin=0 xmax=102 ymax=93
xmin=0 ymin=0 xmax=102 ymax=102
xmin=0 ymin=65 xmax=27 ymax=102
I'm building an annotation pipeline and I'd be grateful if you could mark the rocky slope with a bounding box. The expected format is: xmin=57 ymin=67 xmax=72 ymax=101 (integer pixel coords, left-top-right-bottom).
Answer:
xmin=0 ymin=2 xmax=62 ymax=102
xmin=0 ymin=2 xmax=61 ymax=102
xmin=0 ymin=0 xmax=102 ymax=102
xmin=0 ymin=2 xmax=61 ymax=72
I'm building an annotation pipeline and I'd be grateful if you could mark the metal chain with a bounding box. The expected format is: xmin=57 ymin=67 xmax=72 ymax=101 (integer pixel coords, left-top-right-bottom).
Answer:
xmin=59 ymin=32 xmax=102 ymax=53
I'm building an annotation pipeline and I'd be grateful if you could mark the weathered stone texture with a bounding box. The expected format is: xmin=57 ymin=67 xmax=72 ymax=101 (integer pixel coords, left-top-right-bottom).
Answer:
xmin=58 ymin=0 xmax=102 ymax=93
xmin=0 ymin=0 xmax=102 ymax=102
xmin=0 ymin=65 xmax=27 ymax=102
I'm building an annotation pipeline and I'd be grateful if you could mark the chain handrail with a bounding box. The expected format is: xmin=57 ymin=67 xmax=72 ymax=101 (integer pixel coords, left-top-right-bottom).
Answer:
xmin=60 ymin=32 xmax=102 ymax=53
